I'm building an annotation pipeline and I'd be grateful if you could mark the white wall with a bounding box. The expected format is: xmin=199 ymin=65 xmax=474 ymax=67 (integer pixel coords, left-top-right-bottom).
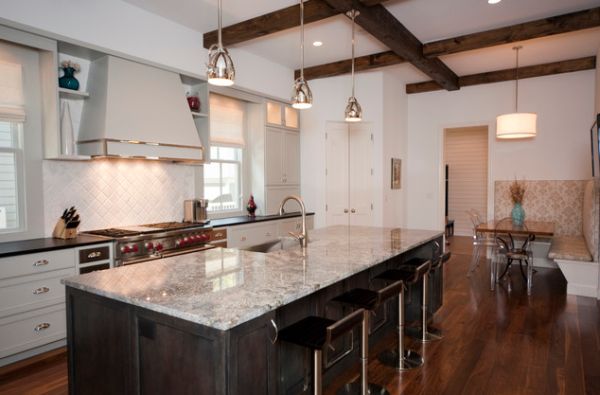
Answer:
xmin=0 ymin=0 xmax=293 ymax=99
xmin=406 ymin=70 xmax=596 ymax=231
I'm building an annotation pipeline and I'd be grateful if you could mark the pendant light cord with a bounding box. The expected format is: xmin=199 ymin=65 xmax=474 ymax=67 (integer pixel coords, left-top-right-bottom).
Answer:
xmin=514 ymin=46 xmax=521 ymax=112
xmin=218 ymin=0 xmax=223 ymax=48
xmin=351 ymin=10 xmax=356 ymax=97
xmin=300 ymin=0 xmax=305 ymax=79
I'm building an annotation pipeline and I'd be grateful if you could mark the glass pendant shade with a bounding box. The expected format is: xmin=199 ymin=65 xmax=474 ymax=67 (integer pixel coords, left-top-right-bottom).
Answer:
xmin=207 ymin=45 xmax=235 ymax=86
xmin=344 ymin=96 xmax=362 ymax=122
xmin=292 ymin=77 xmax=313 ymax=109
xmin=292 ymin=0 xmax=312 ymax=109
xmin=496 ymin=112 xmax=537 ymax=139
xmin=207 ymin=0 xmax=235 ymax=86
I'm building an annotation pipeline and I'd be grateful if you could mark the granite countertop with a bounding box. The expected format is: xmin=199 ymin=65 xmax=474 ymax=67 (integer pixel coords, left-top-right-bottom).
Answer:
xmin=0 ymin=234 xmax=112 ymax=259
xmin=63 ymin=226 xmax=442 ymax=331
xmin=210 ymin=212 xmax=314 ymax=228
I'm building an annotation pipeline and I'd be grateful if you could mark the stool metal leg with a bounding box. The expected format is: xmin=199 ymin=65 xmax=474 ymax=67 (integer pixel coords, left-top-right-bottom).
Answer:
xmin=414 ymin=273 xmax=442 ymax=343
xmin=378 ymin=286 xmax=423 ymax=371
xmin=337 ymin=311 xmax=389 ymax=395
xmin=314 ymin=350 xmax=323 ymax=395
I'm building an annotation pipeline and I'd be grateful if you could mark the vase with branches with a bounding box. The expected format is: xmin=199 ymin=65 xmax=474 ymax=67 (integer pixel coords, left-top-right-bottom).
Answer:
xmin=509 ymin=180 xmax=526 ymax=226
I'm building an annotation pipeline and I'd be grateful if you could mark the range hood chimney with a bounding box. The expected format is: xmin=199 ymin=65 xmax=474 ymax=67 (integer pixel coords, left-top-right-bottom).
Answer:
xmin=78 ymin=56 xmax=203 ymax=163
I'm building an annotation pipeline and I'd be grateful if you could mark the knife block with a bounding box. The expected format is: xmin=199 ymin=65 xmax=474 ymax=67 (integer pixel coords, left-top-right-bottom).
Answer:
xmin=52 ymin=218 xmax=78 ymax=239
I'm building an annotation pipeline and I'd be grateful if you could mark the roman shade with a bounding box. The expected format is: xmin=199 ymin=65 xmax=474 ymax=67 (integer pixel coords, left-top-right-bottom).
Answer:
xmin=0 ymin=61 xmax=25 ymax=122
xmin=210 ymin=93 xmax=245 ymax=146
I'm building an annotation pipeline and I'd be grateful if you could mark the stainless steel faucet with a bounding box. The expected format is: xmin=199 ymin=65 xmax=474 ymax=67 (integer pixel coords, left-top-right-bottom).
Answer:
xmin=278 ymin=195 xmax=308 ymax=249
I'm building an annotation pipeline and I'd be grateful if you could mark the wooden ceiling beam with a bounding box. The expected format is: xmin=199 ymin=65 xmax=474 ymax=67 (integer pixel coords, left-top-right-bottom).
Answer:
xmin=405 ymin=56 xmax=596 ymax=94
xmin=203 ymin=0 xmax=390 ymax=48
xmin=295 ymin=51 xmax=404 ymax=80
xmin=423 ymin=7 xmax=600 ymax=58
xmin=322 ymin=0 xmax=459 ymax=90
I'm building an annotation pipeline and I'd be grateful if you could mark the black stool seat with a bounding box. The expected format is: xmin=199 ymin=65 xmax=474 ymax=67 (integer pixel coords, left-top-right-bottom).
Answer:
xmin=375 ymin=267 xmax=418 ymax=283
xmin=278 ymin=316 xmax=336 ymax=350
xmin=332 ymin=288 xmax=378 ymax=310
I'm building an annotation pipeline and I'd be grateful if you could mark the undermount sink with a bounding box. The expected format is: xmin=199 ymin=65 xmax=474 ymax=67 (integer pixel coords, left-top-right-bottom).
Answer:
xmin=242 ymin=238 xmax=303 ymax=253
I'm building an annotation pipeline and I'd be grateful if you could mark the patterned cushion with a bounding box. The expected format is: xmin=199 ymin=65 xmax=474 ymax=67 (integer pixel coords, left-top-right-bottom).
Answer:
xmin=548 ymin=236 xmax=593 ymax=262
xmin=581 ymin=179 xmax=599 ymax=262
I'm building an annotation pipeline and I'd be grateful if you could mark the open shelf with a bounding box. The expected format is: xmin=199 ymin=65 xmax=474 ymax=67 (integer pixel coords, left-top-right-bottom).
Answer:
xmin=58 ymin=88 xmax=89 ymax=99
xmin=191 ymin=111 xmax=208 ymax=118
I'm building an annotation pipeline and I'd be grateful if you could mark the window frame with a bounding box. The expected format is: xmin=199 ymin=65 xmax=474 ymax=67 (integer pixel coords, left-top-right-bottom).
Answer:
xmin=0 ymin=121 xmax=25 ymax=234
xmin=204 ymin=145 xmax=244 ymax=217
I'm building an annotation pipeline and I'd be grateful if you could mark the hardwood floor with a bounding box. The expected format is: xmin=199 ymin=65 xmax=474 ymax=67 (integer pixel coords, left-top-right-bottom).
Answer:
xmin=1 ymin=236 xmax=598 ymax=395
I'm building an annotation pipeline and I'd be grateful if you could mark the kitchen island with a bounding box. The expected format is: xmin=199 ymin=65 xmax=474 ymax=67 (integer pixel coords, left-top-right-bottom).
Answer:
xmin=63 ymin=226 xmax=444 ymax=394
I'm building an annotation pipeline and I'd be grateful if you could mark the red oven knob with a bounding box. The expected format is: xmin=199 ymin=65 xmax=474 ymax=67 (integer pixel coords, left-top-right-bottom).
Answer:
xmin=132 ymin=244 xmax=139 ymax=252
xmin=156 ymin=243 xmax=163 ymax=251
xmin=120 ymin=246 xmax=130 ymax=253
xmin=145 ymin=242 xmax=154 ymax=250
xmin=175 ymin=240 xmax=182 ymax=247
xmin=200 ymin=234 xmax=210 ymax=242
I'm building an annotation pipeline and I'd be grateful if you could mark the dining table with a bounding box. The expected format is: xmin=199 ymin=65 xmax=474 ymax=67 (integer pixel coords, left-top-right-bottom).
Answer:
xmin=475 ymin=219 xmax=555 ymax=237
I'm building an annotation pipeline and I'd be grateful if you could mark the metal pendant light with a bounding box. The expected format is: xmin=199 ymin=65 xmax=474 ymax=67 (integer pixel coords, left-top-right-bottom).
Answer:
xmin=291 ymin=0 xmax=313 ymax=109
xmin=344 ymin=10 xmax=362 ymax=122
xmin=207 ymin=0 xmax=235 ymax=86
xmin=496 ymin=46 xmax=537 ymax=139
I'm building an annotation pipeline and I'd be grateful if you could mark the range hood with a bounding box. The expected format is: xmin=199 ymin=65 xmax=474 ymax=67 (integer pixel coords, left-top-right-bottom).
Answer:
xmin=78 ymin=56 xmax=203 ymax=163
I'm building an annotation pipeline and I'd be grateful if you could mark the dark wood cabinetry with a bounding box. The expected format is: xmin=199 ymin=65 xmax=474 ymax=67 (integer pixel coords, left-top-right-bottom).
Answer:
xmin=67 ymin=236 xmax=443 ymax=394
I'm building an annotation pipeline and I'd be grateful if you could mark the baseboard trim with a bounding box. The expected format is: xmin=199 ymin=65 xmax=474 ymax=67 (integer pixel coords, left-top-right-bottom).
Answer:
xmin=555 ymin=259 xmax=599 ymax=298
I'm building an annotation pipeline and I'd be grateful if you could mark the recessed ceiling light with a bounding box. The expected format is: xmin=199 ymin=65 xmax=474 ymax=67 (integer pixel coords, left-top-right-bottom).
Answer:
xmin=488 ymin=0 xmax=501 ymax=4
xmin=313 ymin=41 xmax=323 ymax=47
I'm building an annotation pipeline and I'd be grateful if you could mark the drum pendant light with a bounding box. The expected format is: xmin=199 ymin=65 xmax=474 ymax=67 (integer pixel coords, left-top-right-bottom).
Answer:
xmin=207 ymin=0 xmax=235 ymax=86
xmin=291 ymin=0 xmax=313 ymax=109
xmin=496 ymin=46 xmax=537 ymax=139
xmin=344 ymin=10 xmax=362 ymax=122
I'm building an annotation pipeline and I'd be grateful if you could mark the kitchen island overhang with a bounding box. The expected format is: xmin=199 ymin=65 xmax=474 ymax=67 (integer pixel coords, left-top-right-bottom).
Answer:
xmin=63 ymin=226 xmax=445 ymax=394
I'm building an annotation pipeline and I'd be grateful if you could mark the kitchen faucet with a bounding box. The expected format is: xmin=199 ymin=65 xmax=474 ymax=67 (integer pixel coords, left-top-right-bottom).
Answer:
xmin=278 ymin=195 xmax=308 ymax=249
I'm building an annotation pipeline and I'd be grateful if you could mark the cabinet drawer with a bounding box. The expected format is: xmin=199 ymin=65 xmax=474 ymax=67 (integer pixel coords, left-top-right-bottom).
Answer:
xmin=0 ymin=249 xmax=75 ymax=280
xmin=0 ymin=268 xmax=73 ymax=317
xmin=228 ymin=223 xmax=278 ymax=248
xmin=210 ymin=228 xmax=227 ymax=241
xmin=78 ymin=245 xmax=110 ymax=264
xmin=0 ymin=304 xmax=66 ymax=358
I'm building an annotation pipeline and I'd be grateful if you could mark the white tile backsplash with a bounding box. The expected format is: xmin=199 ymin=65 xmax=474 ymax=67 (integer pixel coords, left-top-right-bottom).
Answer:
xmin=43 ymin=159 xmax=196 ymax=235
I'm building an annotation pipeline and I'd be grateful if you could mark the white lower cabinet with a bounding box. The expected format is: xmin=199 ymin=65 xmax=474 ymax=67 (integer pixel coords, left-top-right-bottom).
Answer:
xmin=0 ymin=248 xmax=76 ymax=364
xmin=0 ymin=304 xmax=67 ymax=359
xmin=227 ymin=222 xmax=279 ymax=249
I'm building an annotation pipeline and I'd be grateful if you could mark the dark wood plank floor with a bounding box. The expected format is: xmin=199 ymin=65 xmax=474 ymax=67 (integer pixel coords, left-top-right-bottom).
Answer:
xmin=1 ymin=236 xmax=598 ymax=395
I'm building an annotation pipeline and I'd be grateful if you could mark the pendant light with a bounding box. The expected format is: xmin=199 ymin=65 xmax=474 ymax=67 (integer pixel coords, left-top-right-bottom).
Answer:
xmin=496 ymin=46 xmax=537 ymax=139
xmin=291 ymin=0 xmax=313 ymax=109
xmin=344 ymin=10 xmax=362 ymax=122
xmin=207 ymin=0 xmax=235 ymax=86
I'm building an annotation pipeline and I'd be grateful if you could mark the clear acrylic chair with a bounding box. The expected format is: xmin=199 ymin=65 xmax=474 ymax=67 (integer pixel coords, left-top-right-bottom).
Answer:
xmin=467 ymin=209 xmax=496 ymax=277
xmin=492 ymin=218 xmax=535 ymax=295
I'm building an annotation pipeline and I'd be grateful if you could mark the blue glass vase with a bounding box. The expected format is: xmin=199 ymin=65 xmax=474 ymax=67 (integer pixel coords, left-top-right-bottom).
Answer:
xmin=511 ymin=202 xmax=525 ymax=226
xmin=58 ymin=67 xmax=80 ymax=91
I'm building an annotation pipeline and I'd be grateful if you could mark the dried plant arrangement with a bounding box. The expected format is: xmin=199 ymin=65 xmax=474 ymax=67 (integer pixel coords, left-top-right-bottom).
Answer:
xmin=509 ymin=179 xmax=526 ymax=204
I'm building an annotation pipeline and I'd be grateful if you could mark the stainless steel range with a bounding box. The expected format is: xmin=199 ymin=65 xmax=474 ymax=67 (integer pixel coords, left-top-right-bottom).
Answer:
xmin=84 ymin=222 xmax=215 ymax=266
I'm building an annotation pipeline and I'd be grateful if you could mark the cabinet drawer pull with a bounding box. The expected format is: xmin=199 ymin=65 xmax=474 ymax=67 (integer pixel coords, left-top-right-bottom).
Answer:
xmin=34 ymin=323 xmax=51 ymax=332
xmin=33 ymin=287 xmax=50 ymax=295
xmin=351 ymin=209 xmax=356 ymax=213
xmin=214 ymin=232 xmax=223 ymax=238
xmin=269 ymin=319 xmax=278 ymax=344
xmin=33 ymin=259 xmax=49 ymax=267
xmin=241 ymin=236 xmax=247 ymax=241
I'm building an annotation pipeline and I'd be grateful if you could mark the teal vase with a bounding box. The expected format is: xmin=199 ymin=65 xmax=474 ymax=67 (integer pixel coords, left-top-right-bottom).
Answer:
xmin=58 ymin=67 xmax=80 ymax=91
xmin=511 ymin=202 xmax=525 ymax=226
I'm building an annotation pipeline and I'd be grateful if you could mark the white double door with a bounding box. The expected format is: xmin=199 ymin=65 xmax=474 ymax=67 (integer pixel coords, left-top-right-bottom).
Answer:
xmin=326 ymin=122 xmax=374 ymax=227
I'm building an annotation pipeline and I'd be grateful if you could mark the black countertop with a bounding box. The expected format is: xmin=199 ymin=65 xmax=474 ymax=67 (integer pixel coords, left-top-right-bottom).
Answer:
xmin=0 ymin=213 xmax=314 ymax=259
xmin=210 ymin=212 xmax=314 ymax=228
xmin=0 ymin=234 xmax=112 ymax=259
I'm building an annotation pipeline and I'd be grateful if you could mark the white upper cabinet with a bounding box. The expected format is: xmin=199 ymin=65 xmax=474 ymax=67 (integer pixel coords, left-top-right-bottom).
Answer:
xmin=265 ymin=127 xmax=299 ymax=186
xmin=266 ymin=100 xmax=299 ymax=130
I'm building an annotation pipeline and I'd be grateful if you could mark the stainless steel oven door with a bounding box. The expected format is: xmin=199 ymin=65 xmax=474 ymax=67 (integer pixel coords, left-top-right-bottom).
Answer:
xmin=160 ymin=244 xmax=217 ymax=259
xmin=117 ymin=244 xmax=217 ymax=266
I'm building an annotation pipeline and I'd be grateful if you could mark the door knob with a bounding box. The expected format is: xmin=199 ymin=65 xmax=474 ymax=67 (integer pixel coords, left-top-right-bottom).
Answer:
xmin=344 ymin=209 xmax=349 ymax=213
xmin=351 ymin=209 xmax=356 ymax=213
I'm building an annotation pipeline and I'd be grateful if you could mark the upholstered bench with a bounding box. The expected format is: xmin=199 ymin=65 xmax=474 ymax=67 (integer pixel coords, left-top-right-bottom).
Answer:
xmin=548 ymin=179 xmax=599 ymax=298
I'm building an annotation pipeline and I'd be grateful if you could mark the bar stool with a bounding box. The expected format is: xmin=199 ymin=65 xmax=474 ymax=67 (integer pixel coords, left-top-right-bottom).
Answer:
xmin=331 ymin=282 xmax=404 ymax=395
xmin=406 ymin=246 xmax=451 ymax=343
xmin=374 ymin=259 xmax=431 ymax=371
xmin=278 ymin=308 xmax=367 ymax=395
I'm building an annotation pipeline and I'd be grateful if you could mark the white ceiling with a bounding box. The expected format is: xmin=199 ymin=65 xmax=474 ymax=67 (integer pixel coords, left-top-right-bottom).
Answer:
xmin=122 ymin=0 xmax=600 ymax=82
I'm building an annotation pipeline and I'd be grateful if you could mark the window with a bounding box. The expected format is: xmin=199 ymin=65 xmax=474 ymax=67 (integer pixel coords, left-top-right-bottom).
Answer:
xmin=204 ymin=146 xmax=242 ymax=213
xmin=0 ymin=60 xmax=25 ymax=233
xmin=205 ymin=94 xmax=246 ymax=214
